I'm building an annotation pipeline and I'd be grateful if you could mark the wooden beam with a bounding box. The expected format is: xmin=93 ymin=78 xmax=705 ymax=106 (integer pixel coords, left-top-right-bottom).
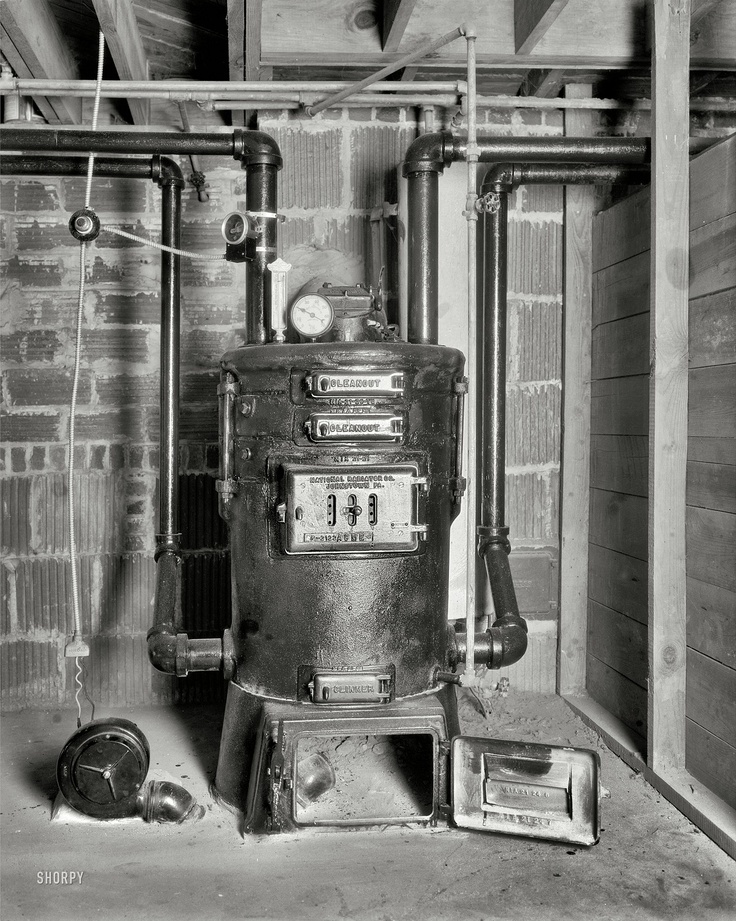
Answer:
xmin=558 ymin=84 xmax=595 ymax=698
xmin=515 ymin=0 xmax=571 ymax=55
xmin=383 ymin=0 xmax=419 ymax=53
xmin=228 ymin=0 xmax=268 ymax=127
xmin=90 ymin=0 xmax=149 ymax=125
xmin=227 ymin=0 xmax=245 ymax=126
xmin=648 ymin=0 xmax=691 ymax=776
xmin=692 ymin=0 xmax=723 ymax=26
xmin=520 ymin=69 xmax=568 ymax=98
xmin=0 ymin=0 xmax=81 ymax=124
xmin=262 ymin=51 xmax=736 ymax=71
xmin=244 ymin=0 xmax=262 ymax=80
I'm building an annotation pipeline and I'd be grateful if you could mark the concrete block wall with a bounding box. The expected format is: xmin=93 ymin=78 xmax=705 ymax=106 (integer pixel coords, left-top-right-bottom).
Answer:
xmin=1 ymin=105 xmax=564 ymax=707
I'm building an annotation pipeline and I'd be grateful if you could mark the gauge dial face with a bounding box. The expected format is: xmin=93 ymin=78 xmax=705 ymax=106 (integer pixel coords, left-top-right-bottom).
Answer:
xmin=221 ymin=212 xmax=249 ymax=244
xmin=291 ymin=294 xmax=334 ymax=338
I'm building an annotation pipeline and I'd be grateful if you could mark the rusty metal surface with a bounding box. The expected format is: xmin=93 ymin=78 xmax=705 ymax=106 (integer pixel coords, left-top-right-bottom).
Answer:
xmin=218 ymin=341 xmax=465 ymax=702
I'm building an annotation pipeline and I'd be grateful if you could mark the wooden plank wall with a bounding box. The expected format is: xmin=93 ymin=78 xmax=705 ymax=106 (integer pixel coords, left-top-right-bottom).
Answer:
xmin=685 ymin=136 xmax=736 ymax=809
xmin=589 ymin=184 xmax=651 ymax=752
xmin=589 ymin=133 xmax=736 ymax=802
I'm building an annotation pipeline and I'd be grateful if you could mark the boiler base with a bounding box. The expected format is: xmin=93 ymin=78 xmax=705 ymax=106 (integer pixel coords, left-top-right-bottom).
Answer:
xmin=213 ymin=681 xmax=460 ymax=833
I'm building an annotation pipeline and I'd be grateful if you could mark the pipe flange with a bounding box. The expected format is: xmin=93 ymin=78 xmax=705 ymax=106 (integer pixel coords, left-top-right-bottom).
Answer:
xmin=68 ymin=208 xmax=101 ymax=242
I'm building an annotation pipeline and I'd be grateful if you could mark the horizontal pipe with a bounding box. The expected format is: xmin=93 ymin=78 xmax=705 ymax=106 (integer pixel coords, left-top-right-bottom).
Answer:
xmin=0 ymin=78 xmax=469 ymax=94
xmin=4 ymin=80 xmax=733 ymax=112
xmin=1 ymin=155 xmax=158 ymax=180
xmin=0 ymin=127 xmax=282 ymax=167
xmin=482 ymin=163 xmax=652 ymax=189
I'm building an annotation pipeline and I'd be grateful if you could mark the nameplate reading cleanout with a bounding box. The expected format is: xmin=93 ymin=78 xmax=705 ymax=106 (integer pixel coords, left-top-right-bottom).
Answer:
xmin=306 ymin=371 xmax=405 ymax=398
xmin=305 ymin=413 xmax=404 ymax=443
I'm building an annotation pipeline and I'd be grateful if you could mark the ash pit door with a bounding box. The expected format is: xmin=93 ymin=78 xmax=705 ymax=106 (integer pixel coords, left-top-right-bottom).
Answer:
xmin=451 ymin=736 xmax=600 ymax=846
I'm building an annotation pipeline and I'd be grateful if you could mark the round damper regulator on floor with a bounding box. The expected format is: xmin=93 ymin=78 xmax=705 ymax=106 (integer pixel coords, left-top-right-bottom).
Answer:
xmin=57 ymin=718 xmax=150 ymax=819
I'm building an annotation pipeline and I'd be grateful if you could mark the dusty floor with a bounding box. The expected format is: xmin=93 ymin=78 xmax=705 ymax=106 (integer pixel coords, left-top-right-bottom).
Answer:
xmin=1 ymin=691 xmax=734 ymax=921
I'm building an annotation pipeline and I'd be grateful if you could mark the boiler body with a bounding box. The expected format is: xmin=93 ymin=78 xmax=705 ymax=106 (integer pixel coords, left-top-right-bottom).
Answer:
xmin=214 ymin=340 xmax=465 ymax=813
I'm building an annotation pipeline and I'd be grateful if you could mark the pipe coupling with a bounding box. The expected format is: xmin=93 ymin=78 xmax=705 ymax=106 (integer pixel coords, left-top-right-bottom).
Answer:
xmin=477 ymin=524 xmax=511 ymax=556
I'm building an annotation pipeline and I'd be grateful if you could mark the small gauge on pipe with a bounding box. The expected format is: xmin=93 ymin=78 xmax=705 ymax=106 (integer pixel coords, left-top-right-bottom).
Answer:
xmin=291 ymin=293 xmax=334 ymax=340
xmin=222 ymin=212 xmax=256 ymax=263
xmin=221 ymin=211 xmax=250 ymax=245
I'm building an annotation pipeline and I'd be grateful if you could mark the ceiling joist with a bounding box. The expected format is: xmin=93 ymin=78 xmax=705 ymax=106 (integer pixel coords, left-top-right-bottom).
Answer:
xmin=90 ymin=0 xmax=150 ymax=124
xmin=383 ymin=0 xmax=419 ymax=53
xmin=520 ymin=68 xmax=569 ymax=97
xmin=0 ymin=0 xmax=82 ymax=124
xmin=515 ymin=0 xmax=571 ymax=55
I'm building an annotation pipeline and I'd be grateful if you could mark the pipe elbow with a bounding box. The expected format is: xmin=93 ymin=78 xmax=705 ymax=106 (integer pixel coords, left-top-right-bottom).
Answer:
xmin=152 ymin=155 xmax=185 ymax=190
xmin=137 ymin=780 xmax=205 ymax=824
xmin=233 ymin=129 xmax=283 ymax=169
xmin=480 ymin=163 xmax=515 ymax=193
xmin=147 ymin=626 xmax=179 ymax=674
xmin=487 ymin=616 xmax=528 ymax=669
xmin=402 ymin=132 xmax=451 ymax=176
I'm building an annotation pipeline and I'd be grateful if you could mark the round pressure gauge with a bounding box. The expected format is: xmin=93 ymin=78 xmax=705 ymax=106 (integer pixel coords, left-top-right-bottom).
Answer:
xmin=291 ymin=293 xmax=334 ymax=339
xmin=221 ymin=211 xmax=250 ymax=245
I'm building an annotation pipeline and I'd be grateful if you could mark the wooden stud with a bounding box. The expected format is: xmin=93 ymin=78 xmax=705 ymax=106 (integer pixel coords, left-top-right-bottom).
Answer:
xmin=90 ymin=0 xmax=150 ymax=125
xmin=648 ymin=0 xmax=691 ymax=776
xmin=0 ymin=0 xmax=82 ymax=124
xmin=558 ymin=83 xmax=595 ymax=697
xmin=515 ymin=0 xmax=571 ymax=55
xmin=227 ymin=0 xmax=246 ymax=126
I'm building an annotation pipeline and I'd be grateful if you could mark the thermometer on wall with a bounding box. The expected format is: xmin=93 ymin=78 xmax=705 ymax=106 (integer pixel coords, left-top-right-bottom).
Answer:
xmin=268 ymin=258 xmax=292 ymax=343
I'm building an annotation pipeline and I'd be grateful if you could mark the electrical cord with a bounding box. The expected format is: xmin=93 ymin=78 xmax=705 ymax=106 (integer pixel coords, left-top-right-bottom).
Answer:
xmin=69 ymin=29 xmax=105 ymax=728
xmin=103 ymin=226 xmax=225 ymax=259
xmin=67 ymin=32 xmax=226 ymax=728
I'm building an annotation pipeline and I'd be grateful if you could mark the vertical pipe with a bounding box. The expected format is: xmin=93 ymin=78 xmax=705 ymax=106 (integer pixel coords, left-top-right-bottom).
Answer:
xmin=463 ymin=24 xmax=479 ymax=675
xmin=157 ymin=175 xmax=182 ymax=553
xmin=406 ymin=170 xmax=439 ymax=344
xmin=245 ymin=163 xmax=278 ymax=344
xmin=482 ymin=189 xmax=508 ymax=532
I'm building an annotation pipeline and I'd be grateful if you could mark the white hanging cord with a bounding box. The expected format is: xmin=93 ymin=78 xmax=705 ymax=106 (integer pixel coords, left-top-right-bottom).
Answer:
xmin=68 ymin=29 xmax=105 ymax=728
xmin=103 ymin=225 xmax=226 ymax=260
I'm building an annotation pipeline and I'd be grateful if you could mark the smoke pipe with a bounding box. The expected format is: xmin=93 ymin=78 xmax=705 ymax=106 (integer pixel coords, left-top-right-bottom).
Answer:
xmin=402 ymin=134 xmax=650 ymax=344
xmin=404 ymin=141 xmax=652 ymax=671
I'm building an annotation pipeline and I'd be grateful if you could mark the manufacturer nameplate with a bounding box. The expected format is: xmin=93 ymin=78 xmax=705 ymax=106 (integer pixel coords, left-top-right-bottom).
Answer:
xmin=279 ymin=464 xmax=427 ymax=554
xmin=305 ymin=413 xmax=403 ymax=443
xmin=306 ymin=371 xmax=404 ymax=398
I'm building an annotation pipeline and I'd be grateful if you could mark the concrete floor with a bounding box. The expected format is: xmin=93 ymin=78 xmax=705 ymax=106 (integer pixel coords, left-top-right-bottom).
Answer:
xmin=1 ymin=691 xmax=734 ymax=921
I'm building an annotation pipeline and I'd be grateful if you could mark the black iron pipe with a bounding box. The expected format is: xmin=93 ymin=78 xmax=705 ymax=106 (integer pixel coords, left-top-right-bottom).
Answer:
xmin=402 ymin=132 xmax=651 ymax=340
xmin=483 ymin=163 xmax=652 ymax=189
xmin=406 ymin=170 xmax=440 ymax=343
xmin=157 ymin=164 xmax=183 ymax=555
xmin=0 ymin=127 xmax=282 ymax=168
xmin=472 ymin=159 xmax=650 ymax=670
xmin=245 ymin=163 xmax=279 ymax=344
